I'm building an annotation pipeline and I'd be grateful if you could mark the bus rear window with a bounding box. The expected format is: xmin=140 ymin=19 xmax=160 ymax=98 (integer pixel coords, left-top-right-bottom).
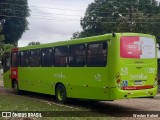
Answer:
xmin=120 ymin=36 xmax=155 ymax=58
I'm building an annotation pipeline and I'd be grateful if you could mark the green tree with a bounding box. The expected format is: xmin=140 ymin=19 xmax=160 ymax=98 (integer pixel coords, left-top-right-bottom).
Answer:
xmin=0 ymin=26 xmax=4 ymax=57
xmin=0 ymin=0 xmax=30 ymax=45
xmin=0 ymin=25 xmax=15 ymax=68
xmin=73 ymin=0 xmax=160 ymax=42
xmin=0 ymin=25 xmax=4 ymax=68
xmin=71 ymin=31 xmax=81 ymax=39
xmin=0 ymin=43 xmax=15 ymax=68
xmin=28 ymin=41 xmax=41 ymax=46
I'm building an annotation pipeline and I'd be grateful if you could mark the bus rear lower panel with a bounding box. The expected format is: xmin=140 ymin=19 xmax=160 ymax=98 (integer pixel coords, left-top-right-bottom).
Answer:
xmin=109 ymin=86 xmax=157 ymax=100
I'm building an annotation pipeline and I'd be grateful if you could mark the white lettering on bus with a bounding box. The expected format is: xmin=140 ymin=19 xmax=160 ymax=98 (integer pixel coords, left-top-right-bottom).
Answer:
xmin=54 ymin=73 xmax=66 ymax=79
xmin=130 ymin=73 xmax=147 ymax=79
xmin=145 ymin=68 xmax=155 ymax=74
xmin=121 ymin=67 xmax=128 ymax=75
xmin=94 ymin=74 xmax=101 ymax=81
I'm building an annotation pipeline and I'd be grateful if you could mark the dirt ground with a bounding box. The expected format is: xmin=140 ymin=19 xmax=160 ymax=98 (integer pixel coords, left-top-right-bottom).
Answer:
xmin=0 ymin=78 xmax=3 ymax=86
xmin=0 ymin=78 xmax=11 ymax=95
xmin=1 ymin=78 xmax=160 ymax=119
xmin=0 ymin=78 xmax=160 ymax=111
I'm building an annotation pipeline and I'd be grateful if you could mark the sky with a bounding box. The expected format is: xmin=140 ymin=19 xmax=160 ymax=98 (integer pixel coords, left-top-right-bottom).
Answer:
xmin=18 ymin=0 xmax=94 ymax=47
xmin=18 ymin=0 xmax=160 ymax=47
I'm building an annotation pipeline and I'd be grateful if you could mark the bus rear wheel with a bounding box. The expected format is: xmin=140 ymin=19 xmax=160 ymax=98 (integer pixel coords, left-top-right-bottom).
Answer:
xmin=13 ymin=81 xmax=21 ymax=95
xmin=56 ymin=84 xmax=67 ymax=103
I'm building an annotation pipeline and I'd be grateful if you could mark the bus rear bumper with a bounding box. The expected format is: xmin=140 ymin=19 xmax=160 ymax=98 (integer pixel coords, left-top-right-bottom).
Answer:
xmin=109 ymin=86 xmax=158 ymax=100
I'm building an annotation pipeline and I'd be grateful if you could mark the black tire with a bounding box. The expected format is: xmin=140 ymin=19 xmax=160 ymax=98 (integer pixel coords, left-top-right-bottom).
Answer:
xmin=13 ymin=81 xmax=21 ymax=95
xmin=56 ymin=84 xmax=67 ymax=103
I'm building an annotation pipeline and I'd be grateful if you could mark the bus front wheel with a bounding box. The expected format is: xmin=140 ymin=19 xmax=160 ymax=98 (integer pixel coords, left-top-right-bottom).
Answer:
xmin=56 ymin=84 xmax=67 ymax=103
xmin=13 ymin=81 xmax=21 ymax=95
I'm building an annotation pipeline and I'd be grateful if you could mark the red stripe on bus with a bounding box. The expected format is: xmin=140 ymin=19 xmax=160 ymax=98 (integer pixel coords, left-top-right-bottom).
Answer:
xmin=12 ymin=48 xmax=19 ymax=52
xmin=122 ymin=85 xmax=153 ymax=90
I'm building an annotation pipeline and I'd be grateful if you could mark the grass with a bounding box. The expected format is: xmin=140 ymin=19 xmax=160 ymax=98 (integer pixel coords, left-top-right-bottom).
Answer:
xmin=0 ymin=77 xmax=120 ymax=120
xmin=0 ymin=95 xmax=71 ymax=111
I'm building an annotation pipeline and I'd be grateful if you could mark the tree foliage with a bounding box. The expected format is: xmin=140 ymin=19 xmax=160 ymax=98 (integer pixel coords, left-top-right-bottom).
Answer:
xmin=71 ymin=31 xmax=81 ymax=39
xmin=0 ymin=25 xmax=14 ymax=68
xmin=0 ymin=43 xmax=15 ymax=68
xmin=0 ymin=0 xmax=30 ymax=45
xmin=73 ymin=0 xmax=160 ymax=42
xmin=0 ymin=25 xmax=4 ymax=61
xmin=28 ymin=41 xmax=41 ymax=46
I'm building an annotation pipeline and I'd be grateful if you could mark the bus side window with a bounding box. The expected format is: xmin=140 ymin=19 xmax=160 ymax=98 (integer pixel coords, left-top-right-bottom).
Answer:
xmin=11 ymin=52 xmax=18 ymax=67
xmin=158 ymin=58 xmax=160 ymax=70
xmin=87 ymin=41 xmax=107 ymax=67
xmin=20 ymin=50 xmax=30 ymax=67
xmin=69 ymin=44 xmax=85 ymax=67
xmin=41 ymin=48 xmax=53 ymax=67
xmin=30 ymin=49 xmax=40 ymax=67
xmin=6 ymin=57 xmax=10 ymax=67
xmin=54 ymin=46 xmax=68 ymax=67
xmin=3 ymin=52 xmax=11 ymax=73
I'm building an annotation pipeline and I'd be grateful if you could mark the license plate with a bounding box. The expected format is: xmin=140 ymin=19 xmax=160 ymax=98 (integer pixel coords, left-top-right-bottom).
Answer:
xmin=134 ymin=80 xmax=142 ymax=85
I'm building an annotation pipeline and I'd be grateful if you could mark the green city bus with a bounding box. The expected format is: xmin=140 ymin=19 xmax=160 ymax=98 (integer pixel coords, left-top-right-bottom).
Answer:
xmin=2 ymin=33 xmax=158 ymax=103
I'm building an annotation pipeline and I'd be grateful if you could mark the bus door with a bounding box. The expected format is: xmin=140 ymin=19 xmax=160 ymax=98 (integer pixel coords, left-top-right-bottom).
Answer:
xmin=2 ymin=52 xmax=12 ymax=88
xmin=11 ymin=51 xmax=19 ymax=81
xmin=120 ymin=36 xmax=157 ymax=90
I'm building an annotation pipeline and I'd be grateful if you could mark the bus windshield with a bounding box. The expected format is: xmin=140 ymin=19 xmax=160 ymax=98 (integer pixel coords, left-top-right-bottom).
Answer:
xmin=120 ymin=36 xmax=156 ymax=59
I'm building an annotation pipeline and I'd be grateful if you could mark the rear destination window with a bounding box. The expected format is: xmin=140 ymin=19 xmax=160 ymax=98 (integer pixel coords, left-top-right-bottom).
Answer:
xmin=120 ymin=36 xmax=155 ymax=58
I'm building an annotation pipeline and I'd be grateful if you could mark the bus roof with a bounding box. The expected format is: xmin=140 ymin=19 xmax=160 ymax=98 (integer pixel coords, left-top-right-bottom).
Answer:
xmin=19 ymin=33 xmax=155 ymax=51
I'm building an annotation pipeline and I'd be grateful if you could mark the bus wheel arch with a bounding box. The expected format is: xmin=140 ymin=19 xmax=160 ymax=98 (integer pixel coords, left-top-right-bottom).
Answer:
xmin=55 ymin=83 xmax=67 ymax=103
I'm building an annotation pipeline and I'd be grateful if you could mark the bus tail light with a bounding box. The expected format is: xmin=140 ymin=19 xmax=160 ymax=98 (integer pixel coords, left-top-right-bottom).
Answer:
xmin=116 ymin=79 xmax=121 ymax=88
xmin=116 ymin=73 xmax=121 ymax=89
xmin=116 ymin=79 xmax=120 ymax=83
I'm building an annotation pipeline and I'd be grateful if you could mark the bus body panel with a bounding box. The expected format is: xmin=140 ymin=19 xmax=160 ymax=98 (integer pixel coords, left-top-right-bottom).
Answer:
xmin=110 ymin=33 xmax=157 ymax=100
xmin=120 ymin=60 xmax=157 ymax=89
xmin=110 ymin=87 xmax=157 ymax=100
xmin=3 ymin=70 xmax=11 ymax=88
xmin=18 ymin=67 xmax=110 ymax=100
